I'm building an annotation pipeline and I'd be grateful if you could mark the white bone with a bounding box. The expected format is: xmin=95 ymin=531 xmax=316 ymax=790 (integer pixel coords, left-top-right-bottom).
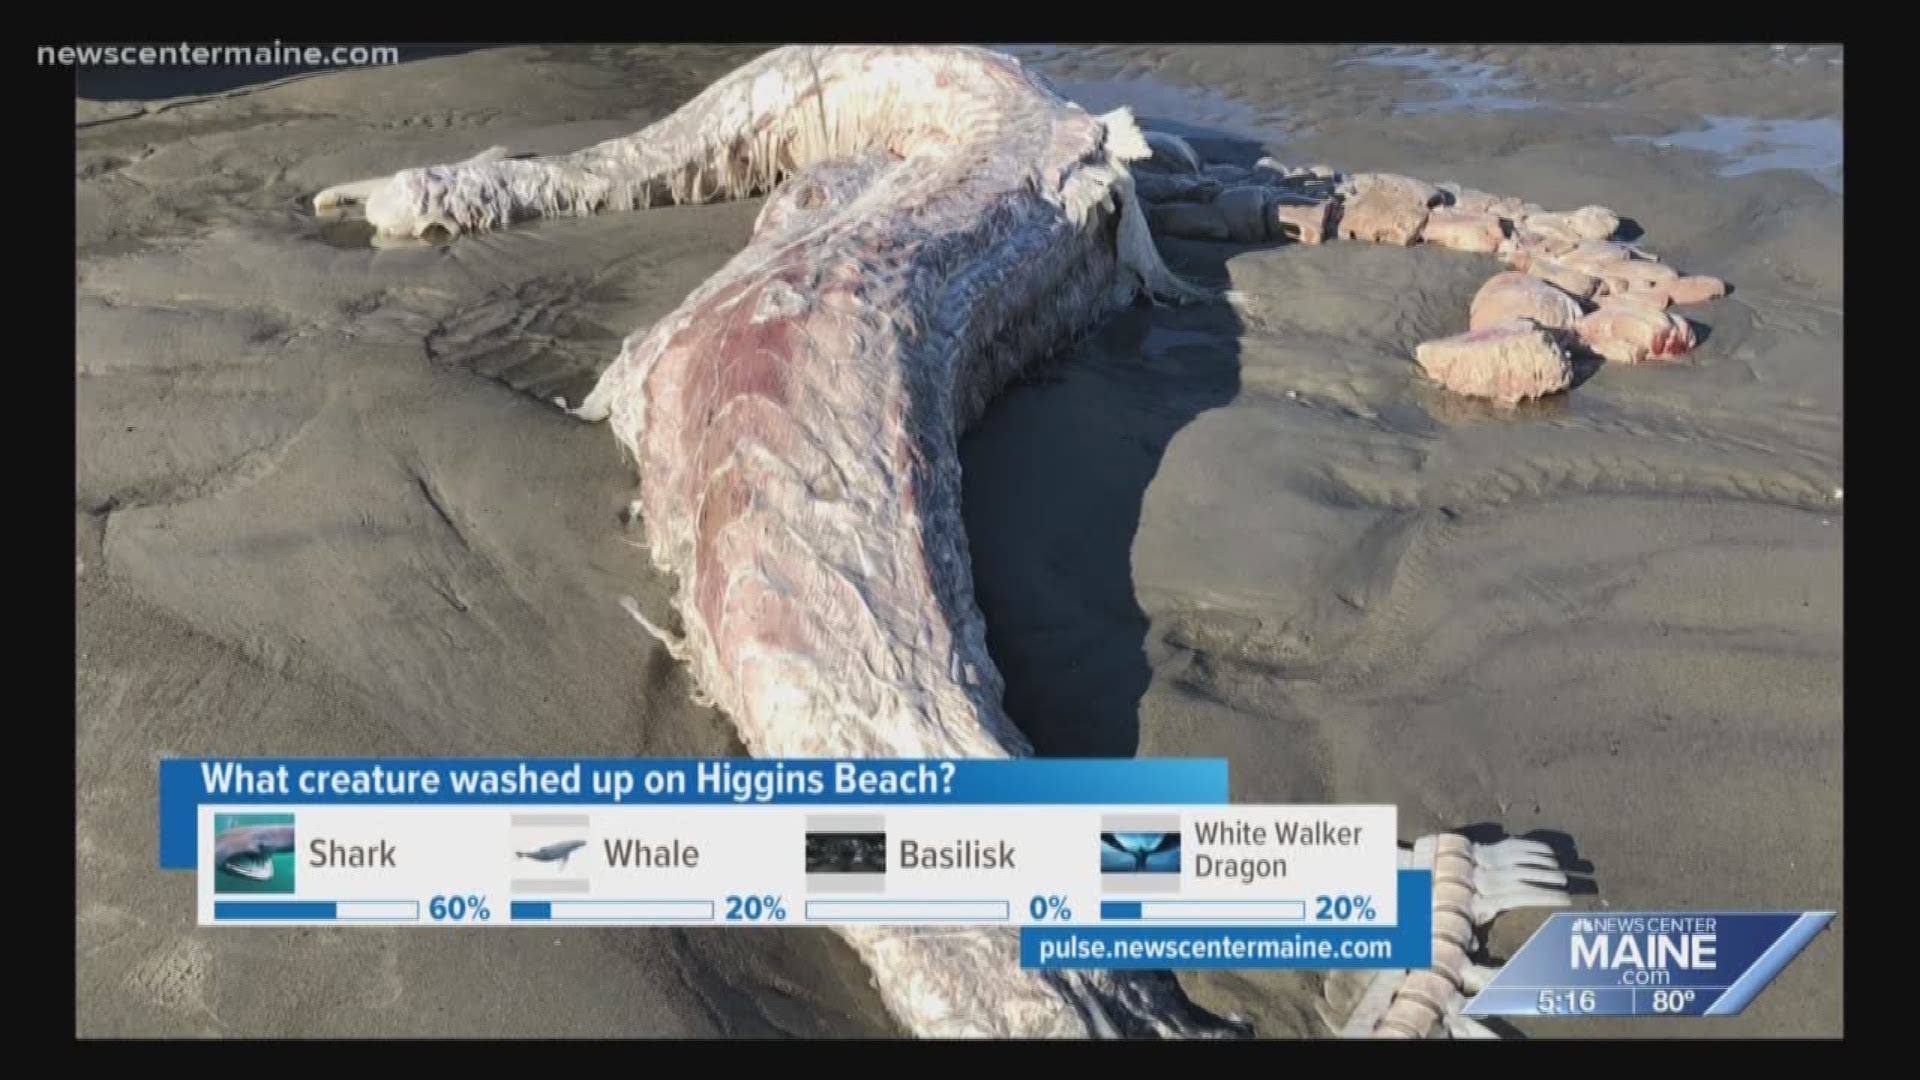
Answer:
xmin=1382 ymin=996 xmax=1441 ymax=1036
xmin=1333 ymin=832 xmax=1575 ymax=1038
xmin=1462 ymin=961 xmax=1501 ymax=994
xmin=1433 ymin=909 xmax=1478 ymax=951
xmin=314 ymin=145 xmax=514 ymax=216
xmin=1481 ymin=861 xmax=1570 ymax=892
xmin=1474 ymin=884 xmax=1573 ymax=923
xmin=1398 ymin=969 xmax=1462 ymax=1017
xmin=1320 ymin=969 xmax=1407 ymax=1037
xmin=618 ymin=595 xmax=689 ymax=661
xmin=314 ymin=176 xmax=391 ymax=213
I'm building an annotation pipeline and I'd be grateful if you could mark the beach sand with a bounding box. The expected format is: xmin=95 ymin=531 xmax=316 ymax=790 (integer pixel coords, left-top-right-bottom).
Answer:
xmin=76 ymin=44 xmax=1842 ymax=1037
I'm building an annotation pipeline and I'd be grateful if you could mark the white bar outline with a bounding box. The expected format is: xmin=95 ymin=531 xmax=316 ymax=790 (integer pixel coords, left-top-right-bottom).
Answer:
xmin=335 ymin=900 xmax=422 ymax=921
xmin=547 ymin=900 xmax=716 ymax=921
xmin=1136 ymin=900 xmax=1309 ymax=922
xmin=805 ymin=900 xmax=1012 ymax=922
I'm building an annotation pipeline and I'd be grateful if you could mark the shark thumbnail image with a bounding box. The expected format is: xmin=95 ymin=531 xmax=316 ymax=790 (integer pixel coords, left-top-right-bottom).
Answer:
xmin=213 ymin=812 xmax=297 ymax=894
xmin=1099 ymin=815 xmax=1182 ymax=894
xmin=805 ymin=815 xmax=887 ymax=894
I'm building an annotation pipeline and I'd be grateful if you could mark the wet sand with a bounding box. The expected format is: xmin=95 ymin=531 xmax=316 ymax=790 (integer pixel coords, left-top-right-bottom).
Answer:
xmin=76 ymin=44 xmax=1842 ymax=1037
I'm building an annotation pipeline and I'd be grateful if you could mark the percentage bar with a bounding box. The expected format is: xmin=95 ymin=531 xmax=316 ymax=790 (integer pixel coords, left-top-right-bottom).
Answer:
xmin=215 ymin=901 xmax=336 ymax=921
xmin=336 ymin=901 xmax=422 ymax=921
xmin=213 ymin=900 xmax=419 ymax=923
xmin=1109 ymin=900 xmax=1308 ymax=922
xmin=522 ymin=900 xmax=717 ymax=922
xmin=805 ymin=900 xmax=1011 ymax=923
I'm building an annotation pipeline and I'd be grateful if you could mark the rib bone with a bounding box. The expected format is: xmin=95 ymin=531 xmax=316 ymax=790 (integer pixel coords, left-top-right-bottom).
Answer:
xmin=1321 ymin=833 xmax=1573 ymax=1038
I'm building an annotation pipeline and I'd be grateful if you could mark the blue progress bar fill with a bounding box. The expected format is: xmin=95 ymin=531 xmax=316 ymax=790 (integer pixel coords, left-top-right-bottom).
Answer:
xmin=216 ymin=901 xmax=336 ymax=920
xmin=214 ymin=900 xmax=419 ymax=921
xmin=510 ymin=901 xmax=716 ymax=921
xmin=1102 ymin=902 xmax=1143 ymax=920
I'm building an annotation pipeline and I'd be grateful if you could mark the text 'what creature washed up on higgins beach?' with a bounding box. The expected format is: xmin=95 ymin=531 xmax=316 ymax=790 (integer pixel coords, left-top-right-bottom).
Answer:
xmin=197 ymin=759 xmax=959 ymax=802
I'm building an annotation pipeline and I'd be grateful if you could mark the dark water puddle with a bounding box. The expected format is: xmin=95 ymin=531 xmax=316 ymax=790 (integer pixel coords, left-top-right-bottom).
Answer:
xmin=306 ymin=213 xmax=454 ymax=252
xmin=312 ymin=216 xmax=377 ymax=249
xmin=1617 ymin=116 xmax=1842 ymax=193
xmin=1343 ymin=47 xmax=1545 ymax=114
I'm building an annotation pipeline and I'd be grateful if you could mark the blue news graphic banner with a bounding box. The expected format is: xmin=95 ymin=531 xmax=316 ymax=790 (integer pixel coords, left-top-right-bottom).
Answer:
xmin=1022 ymin=867 xmax=1434 ymax=971
xmin=1464 ymin=911 xmax=1836 ymax=1017
xmin=159 ymin=757 xmax=1229 ymax=870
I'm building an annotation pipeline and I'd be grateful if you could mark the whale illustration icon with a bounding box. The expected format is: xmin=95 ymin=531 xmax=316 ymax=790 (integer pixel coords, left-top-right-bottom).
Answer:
xmin=515 ymin=839 xmax=588 ymax=870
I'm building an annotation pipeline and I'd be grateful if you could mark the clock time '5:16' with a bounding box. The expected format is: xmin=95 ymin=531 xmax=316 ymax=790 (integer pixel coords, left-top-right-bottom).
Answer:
xmin=1539 ymin=990 xmax=1598 ymax=1014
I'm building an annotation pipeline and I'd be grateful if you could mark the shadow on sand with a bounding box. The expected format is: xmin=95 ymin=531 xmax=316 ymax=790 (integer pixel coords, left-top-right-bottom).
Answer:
xmin=958 ymin=121 xmax=1264 ymax=760
xmin=958 ymin=119 xmax=1592 ymax=1038
xmin=960 ymin=233 xmax=1248 ymax=759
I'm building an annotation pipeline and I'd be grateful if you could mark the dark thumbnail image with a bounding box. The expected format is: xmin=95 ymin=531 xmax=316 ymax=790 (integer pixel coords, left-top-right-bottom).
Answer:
xmin=1101 ymin=830 xmax=1181 ymax=874
xmin=806 ymin=832 xmax=888 ymax=874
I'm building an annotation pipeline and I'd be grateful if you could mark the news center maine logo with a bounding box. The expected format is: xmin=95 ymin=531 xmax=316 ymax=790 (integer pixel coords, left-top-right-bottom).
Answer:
xmin=1462 ymin=910 xmax=1835 ymax=1018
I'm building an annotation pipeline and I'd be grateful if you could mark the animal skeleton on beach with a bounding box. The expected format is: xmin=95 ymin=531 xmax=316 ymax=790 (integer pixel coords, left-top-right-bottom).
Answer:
xmin=311 ymin=44 xmax=1710 ymax=1038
